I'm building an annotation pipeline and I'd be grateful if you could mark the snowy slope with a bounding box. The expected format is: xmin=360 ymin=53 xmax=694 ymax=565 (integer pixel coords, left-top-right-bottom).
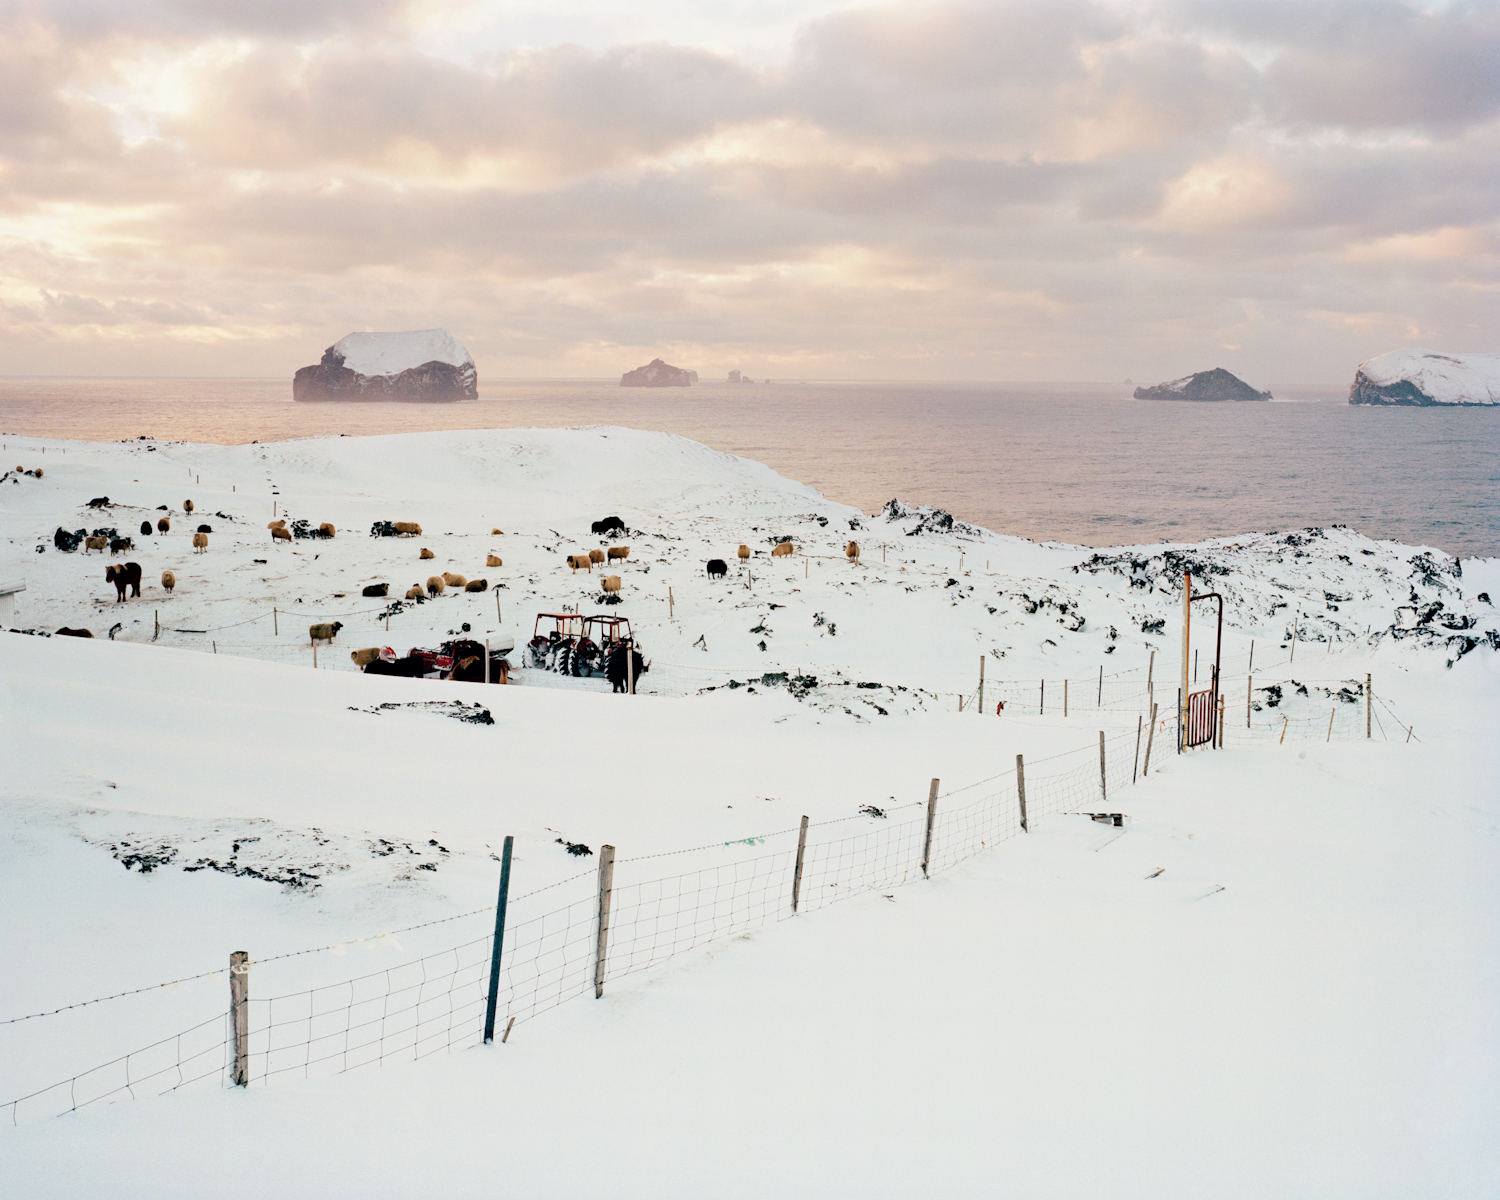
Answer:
xmin=329 ymin=329 xmax=474 ymax=377
xmin=1351 ymin=348 xmax=1500 ymax=405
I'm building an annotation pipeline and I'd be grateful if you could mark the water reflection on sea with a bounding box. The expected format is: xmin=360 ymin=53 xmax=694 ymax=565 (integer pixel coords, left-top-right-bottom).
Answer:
xmin=1 ymin=377 xmax=1495 ymax=557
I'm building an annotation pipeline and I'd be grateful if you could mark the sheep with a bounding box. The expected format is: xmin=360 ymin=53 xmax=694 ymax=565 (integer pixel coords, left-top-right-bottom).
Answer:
xmin=157 ymin=516 xmax=170 ymax=533
xmin=442 ymin=572 xmax=467 ymax=589
xmin=566 ymin=554 xmax=592 ymax=572
xmin=109 ymin=537 xmax=133 ymax=555
xmin=105 ymin=562 xmax=142 ymax=601
xmin=318 ymin=523 xmax=335 ymax=538
xmin=140 ymin=520 xmax=152 ymax=537
xmin=350 ymin=647 xmax=383 ymax=667
xmin=465 ymin=578 xmax=488 ymax=592
xmin=607 ymin=546 xmax=630 ymax=563
xmin=491 ymin=528 xmax=504 ymax=535
xmin=602 ymin=575 xmax=621 ymax=593
xmin=31 ymin=468 xmax=42 ymax=479
xmin=197 ymin=524 xmax=212 ymax=533
xmin=771 ymin=541 xmax=795 ymax=557
xmin=84 ymin=535 xmax=108 ymax=554
xmin=405 ymin=586 xmax=424 ymax=600
xmin=161 ymin=570 xmax=175 ymax=591
xmin=272 ymin=525 xmax=292 ymax=542
xmin=420 ymin=547 xmax=435 ymax=560
xmin=393 ymin=521 xmax=422 ymax=536
xmin=592 ymin=516 xmax=625 ymax=535
xmin=706 ymin=558 xmax=727 ymax=578
xmin=737 ymin=545 xmax=751 ymax=560
xmin=192 ymin=532 xmax=208 ymax=553
xmin=361 ymin=582 xmax=389 ymax=597
xmin=486 ymin=554 xmax=502 ymax=568
xmin=268 ymin=519 xmax=286 ymax=530
xmin=56 ymin=627 xmax=94 ymax=638
xmin=308 ymin=621 xmax=344 ymax=645
xmin=87 ymin=496 xmax=110 ymax=508
xmin=589 ymin=548 xmax=606 ymax=565
xmin=846 ymin=541 xmax=860 ymax=560
xmin=184 ymin=500 xmax=194 ymax=513
xmin=426 ymin=575 xmax=445 ymax=596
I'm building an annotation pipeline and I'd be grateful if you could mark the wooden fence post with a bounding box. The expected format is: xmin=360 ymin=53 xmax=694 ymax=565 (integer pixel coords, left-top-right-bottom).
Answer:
xmin=1366 ymin=674 xmax=1372 ymax=739
xmin=1040 ymin=680 xmax=1044 ymax=715
xmin=484 ymin=638 xmax=490 ymax=686
xmin=920 ymin=779 xmax=939 ymax=878
xmin=1064 ymin=679 xmax=1068 ymax=717
xmin=1326 ymin=707 xmax=1335 ymax=743
xmin=792 ymin=815 xmax=809 ymax=913
xmin=483 ymin=836 xmax=514 ymax=1043
xmin=593 ymin=845 xmax=615 ymax=999
xmin=1247 ymin=674 xmax=1252 ymax=728
xmin=230 ymin=951 xmax=250 ymax=1087
xmin=977 ymin=655 xmax=985 ymax=715
xmin=1142 ymin=703 xmax=1158 ymax=775
xmin=1015 ymin=756 xmax=1028 ymax=832
xmin=668 ymin=587 xmax=674 ymax=620
xmin=1099 ymin=731 xmax=1107 ymax=801
xmin=273 ymin=607 xmax=277 ymax=636
xmin=1097 ymin=666 xmax=1103 ymax=706
xmin=1217 ymin=695 xmax=1225 ymax=748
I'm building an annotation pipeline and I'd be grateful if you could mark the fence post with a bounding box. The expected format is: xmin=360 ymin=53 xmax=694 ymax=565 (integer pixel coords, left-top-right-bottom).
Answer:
xmin=1133 ymin=715 xmax=1142 ymax=784
xmin=920 ymin=779 xmax=939 ymax=878
xmin=484 ymin=638 xmax=490 ymax=686
xmin=593 ymin=845 xmax=616 ymax=999
xmin=1247 ymin=674 xmax=1252 ymax=728
xmin=1142 ymin=703 xmax=1158 ymax=775
xmin=1366 ymin=674 xmax=1372 ymax=739
xmin=1147 ymin=649 xmax=1154 ymax=714
xmin=1040 ymin=680 xmax=1044 ymax=715
xmin=1217 ymin=695 xmax=1225 ymax=748
xmin=230 ymin=951 xmax=250 ymax=1087
xmin=668 ymin=586 xmax=674 ymax=620
xmin=1326 ymin=707 xmax=1335 ymax=743
xmin=1064 ymin=679 xmax=1068 ymax=717
xmin=1097 ymin=666 xmax=1103 ymax=706
xmin=273 ymin=606 xmax=277 ymax=636
xmin=792 ymin=815 xmax=809 ymax=913
xmin=1099 ymin=731 xmax=1107 ymax=801
xmin=483 ymin=835 xmax=514 ymax=1043
xmin=977 ymin=655 xmax=984 ymax=715
xmin=1015 ymin=756 xmax=1028 ymax=831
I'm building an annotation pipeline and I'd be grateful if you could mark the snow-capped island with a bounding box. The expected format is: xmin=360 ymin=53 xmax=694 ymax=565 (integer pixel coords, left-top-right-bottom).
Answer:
xmin=1348 ymin=348 xmax=1500 ymax=406
xmin=1133 ymin=368 xmax=1271 ymax=402
xmin=293 ymin=329 xmax=477 ymax=402
xmin=620 ymin=358 xmax=697 ymax=387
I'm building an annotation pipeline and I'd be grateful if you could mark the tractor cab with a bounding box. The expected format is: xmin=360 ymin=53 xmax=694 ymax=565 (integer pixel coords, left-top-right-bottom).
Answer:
xmin=584 ymin=614 xmax=633 ymax=659
xmin=528 ymin=611 xmax=600 ymax=674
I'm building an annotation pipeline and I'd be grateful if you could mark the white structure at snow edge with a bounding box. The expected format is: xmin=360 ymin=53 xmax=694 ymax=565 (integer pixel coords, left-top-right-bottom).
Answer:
xmin=330 ymin=329 xmax=474 ymax=377
xmin=1350 ymin=348 xmax=1500 ymax=406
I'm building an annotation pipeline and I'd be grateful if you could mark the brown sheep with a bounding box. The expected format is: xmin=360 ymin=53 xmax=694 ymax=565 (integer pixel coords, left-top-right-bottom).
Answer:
xmin=84 ymin=535 xmax=108 ymax=554
xmin=192 ymin=532 xmax=208 ymax=553
xmin=350 ymin=647 xmax=383 ymax=667
xmin=465 ymin=578 xmax=488 ymax=592
xmin=420 ymin=547 xmax=435 ymax=560
xmin=184 ymin=500 xmax=194 ymax=513
xmin=491 ymin=528 xmax=504 ymax=535
xmin=308 ymin=621 xmax=343 ymax=645
xmin=566 ymin=554 xmax=592 ymax=572
xmin=486 ymin=554 xmax=502 ymax=568
xmin=426 ymin=575 xmax=445 ymax=596
xmin=737 ymin=545 xmax=751 ymax=560
xmin=318 ymin=523 xmax=336 ymax=538
xmin=161 ymin=570 xmax=175 ymax=591
xmin=846 ymin=541 xmax=860 ymax=560
xmin=406 ymin=585 xmax=424 ymax=600
xmin=157 ymin=516 xmax=170 ymax=533
xmin=602 ymin=575 xmax=621 ymax=593
xmin=56 ymin=626 xmax=94 ymax=638
xmin=588 ymin=548 xmax=605 ymax=565
xmin=394 ymin=521 xmax=422 ymax=536
xmin=607 ymin=546 xmax=629 ymax=563
xmin=442 ymin=572 xmax=467 ymax=589
xmin=272 ymin=525 xmax=292 ymax=542
xmin=268 ymin=519 xmax=286 ymax=530
xmin=32 ymin=468 xmax=42 ymax=479
xmin=771 ymin=542 xmax=795 ymax=557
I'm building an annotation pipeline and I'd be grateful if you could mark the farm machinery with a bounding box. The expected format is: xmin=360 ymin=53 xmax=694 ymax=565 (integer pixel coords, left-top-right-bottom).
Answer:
xmin=527 ymin=612 xmax=635 ymax=676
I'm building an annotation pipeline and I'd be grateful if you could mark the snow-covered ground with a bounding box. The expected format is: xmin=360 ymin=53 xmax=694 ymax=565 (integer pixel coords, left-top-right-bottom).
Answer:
xmin=1 ymin=428 xmax=1497 ymax=1197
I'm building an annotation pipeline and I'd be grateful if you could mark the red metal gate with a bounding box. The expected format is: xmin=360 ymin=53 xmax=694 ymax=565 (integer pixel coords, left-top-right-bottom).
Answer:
xmin=1185 ymin=687 xmax=1216 ymax=747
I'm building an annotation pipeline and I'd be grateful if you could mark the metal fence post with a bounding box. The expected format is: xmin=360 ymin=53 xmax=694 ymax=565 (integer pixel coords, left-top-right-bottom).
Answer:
xmin=1366 ymin=673 xmax=1372 ymax=739
xmin=920 ymin=779 xmax=939 ymax=878
xmin=1099 ymin=731 xmax=1107 ymax=801
xmin=1133 ymin=716 xmax=1142 ymax=784
xmin=1016 ymin=755 xmax=1028 ymax=832
xmin=594 ymin=845 xmax=616 ymax=999
xmin=483 ymin=836 xmax=514 ymax=1043
xmin=1142 ymin=703 xmax=1158 ymax=776
xmin=792 ymin=815 xmax=809 ymax=913
xmin=229 ymin=951 xmax=250 ymax=1087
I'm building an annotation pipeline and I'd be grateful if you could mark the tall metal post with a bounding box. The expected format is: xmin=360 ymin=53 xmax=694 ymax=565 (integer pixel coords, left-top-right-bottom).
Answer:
xmin=920 ymin=779 xmax=939 ymax=877
xmin=792 ymin=816 xmax=809 ymax=913
xmin=483 ymin=836 xmax=514 ymax=1043
xmin=1180 ymin=570 xmax=1191 ymax=753
xmin=593 ymin=845 xmax=616 ymax=999
xmin=229 ymin=951 xmax=250 ymax=1087
xmin=1366 ymin=674 xmax=1372 ymax=739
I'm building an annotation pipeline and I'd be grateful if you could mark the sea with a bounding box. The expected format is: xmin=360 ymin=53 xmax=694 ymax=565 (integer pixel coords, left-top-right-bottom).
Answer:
xmin=2 ymin=377 xmax=1496 ymax=558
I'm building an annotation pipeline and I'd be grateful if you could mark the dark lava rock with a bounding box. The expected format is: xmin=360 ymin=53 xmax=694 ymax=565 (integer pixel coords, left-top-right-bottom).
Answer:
xmin=1133 ymin=368 xmax=1271 ymax=402
xmin=620 ymin=358 xmax=696 ymax=387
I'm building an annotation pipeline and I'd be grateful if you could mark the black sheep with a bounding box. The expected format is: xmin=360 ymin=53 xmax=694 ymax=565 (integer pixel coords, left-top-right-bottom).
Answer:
xmin=197 ymin=524 xmax=212 ymax=534
xmin=605 ymin=644 xmax=648 ymax=693
xmin=591 ymin=516 xmax=626 ymax=535
xmin=706 ymin=558 xmax=727 ymax=578
xmin=363 ymin=656 xmax=425 ymax=677
xmin=362 ymin=582 xmax=389 ymax=597
xmin=140 ymin=520 xmax=152 ymax=537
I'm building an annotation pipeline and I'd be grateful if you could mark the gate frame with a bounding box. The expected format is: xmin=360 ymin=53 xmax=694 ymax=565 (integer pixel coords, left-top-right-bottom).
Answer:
xmin=1181 ymin=585 xmax=1224 ymax=751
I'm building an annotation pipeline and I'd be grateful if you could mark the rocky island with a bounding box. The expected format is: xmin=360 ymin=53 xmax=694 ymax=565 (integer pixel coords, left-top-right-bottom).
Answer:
xmin=1133 ymin=368 xmax=1271 ymax=402
xmin=293 ymin=329 xmax=477 ymax=402
xmin=1348 ymin=348 xmax=1500 ymax=406
xmin=621 ymin=358 xmax=696 ymax=387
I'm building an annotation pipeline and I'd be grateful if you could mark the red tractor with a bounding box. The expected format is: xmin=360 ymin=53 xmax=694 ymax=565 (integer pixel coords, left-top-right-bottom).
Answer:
xmin=527 ymin=612 xmax=636 ymax=676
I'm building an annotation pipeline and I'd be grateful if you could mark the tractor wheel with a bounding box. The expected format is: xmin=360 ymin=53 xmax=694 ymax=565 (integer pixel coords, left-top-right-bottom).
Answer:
xmin=555 ymin=645 xmax=574 ymax=675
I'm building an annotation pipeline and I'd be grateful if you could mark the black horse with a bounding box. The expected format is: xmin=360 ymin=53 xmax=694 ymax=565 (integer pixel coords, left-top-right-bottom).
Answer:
xmin=605 ymin=644 xmax=648 ymax=693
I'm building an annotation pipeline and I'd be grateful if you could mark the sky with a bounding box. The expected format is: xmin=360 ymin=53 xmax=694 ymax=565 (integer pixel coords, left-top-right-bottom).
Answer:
xmin=0 ymin=0 xmax=1496 ymax=383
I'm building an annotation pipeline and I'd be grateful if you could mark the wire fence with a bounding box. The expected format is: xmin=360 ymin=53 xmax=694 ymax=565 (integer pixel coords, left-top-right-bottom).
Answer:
xmin=4 ymin=698 xmax=1400 ymax=1126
